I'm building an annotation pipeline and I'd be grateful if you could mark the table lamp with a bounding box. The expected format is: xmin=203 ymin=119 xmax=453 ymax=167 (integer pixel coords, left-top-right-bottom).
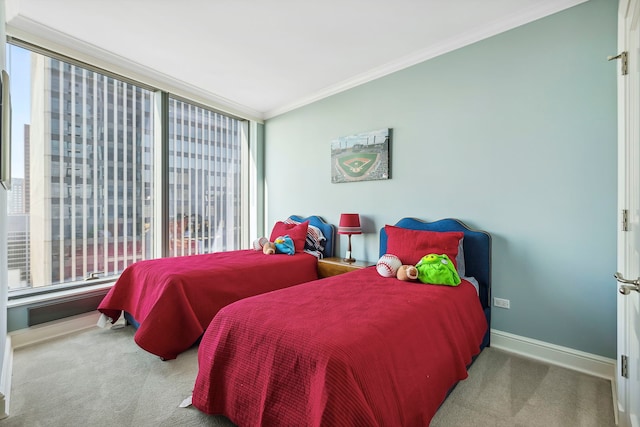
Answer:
xmin=338 ymin=213 xmax=362 ymax=263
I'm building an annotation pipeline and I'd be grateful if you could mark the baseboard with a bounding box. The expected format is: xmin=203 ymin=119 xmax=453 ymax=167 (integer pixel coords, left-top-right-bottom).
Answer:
xmin=490 ymin=329 xmax=615 ymax=381
xmin=0 ymin=310 xmax=104 ymax=419
xmin=9 ymin=311 xmax=102 ymax=350
xmin=0 ymin=335 xmax=12 ymax=419
xmin=611 ymin=374 xmax=619 ymax=426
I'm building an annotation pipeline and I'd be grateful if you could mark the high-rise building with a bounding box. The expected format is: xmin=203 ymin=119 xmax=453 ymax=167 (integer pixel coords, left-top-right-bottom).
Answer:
xmin=7 ymin=214 xmax=30 ymax=288
xmin=17 ymin=52 xmax=242 ymax=290
xmin=7 ymin=177 xmax=24 ymax=214
xmin=24 ymin=124 xmax=30 ymax=214
xmin=28 ymin=54 xmax=155 ymax=287
xmin=7 ymin=177 xmax=30 ymax=288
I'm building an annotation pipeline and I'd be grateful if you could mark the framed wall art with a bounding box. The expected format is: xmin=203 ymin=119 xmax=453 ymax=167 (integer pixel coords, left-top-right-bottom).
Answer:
xmin=331 ymin=128 xmax=390 ymax=184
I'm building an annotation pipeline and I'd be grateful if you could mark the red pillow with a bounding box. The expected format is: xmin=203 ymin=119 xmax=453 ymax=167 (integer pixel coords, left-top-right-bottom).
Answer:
xmin=270 ymin=220 xmax=309 ymax=253
xmin=384 ymin=225 xmax=463 ymax=267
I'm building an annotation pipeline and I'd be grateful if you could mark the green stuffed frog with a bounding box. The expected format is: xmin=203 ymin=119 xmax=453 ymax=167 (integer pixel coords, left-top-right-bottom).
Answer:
xmin=415 ymin=254 xmax=461 ymax=286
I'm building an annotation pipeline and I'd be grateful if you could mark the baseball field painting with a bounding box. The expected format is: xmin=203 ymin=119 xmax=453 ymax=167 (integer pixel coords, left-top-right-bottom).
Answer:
xmin=331 ymin=128 xmax=390 ymax=183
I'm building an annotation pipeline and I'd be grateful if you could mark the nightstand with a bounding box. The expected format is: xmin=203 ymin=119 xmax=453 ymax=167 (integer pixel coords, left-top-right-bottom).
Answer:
xmin=317 ymin=257 xmax=375 ymax=278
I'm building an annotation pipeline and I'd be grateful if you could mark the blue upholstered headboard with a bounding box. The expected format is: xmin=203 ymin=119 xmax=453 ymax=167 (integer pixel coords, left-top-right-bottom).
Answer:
xmin=288 ymin=215 xmax=336 ymax=258
xmin=379 ymin=218 xmax=492 ymax=347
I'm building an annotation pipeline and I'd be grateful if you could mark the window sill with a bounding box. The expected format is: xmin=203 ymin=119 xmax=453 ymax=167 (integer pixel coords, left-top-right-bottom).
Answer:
xmin=7 ymin=281 xmax=115 ymax=309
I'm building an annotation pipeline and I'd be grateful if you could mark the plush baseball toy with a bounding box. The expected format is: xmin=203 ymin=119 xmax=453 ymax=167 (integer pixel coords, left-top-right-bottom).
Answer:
xmin=376 ymin=254 xmax=402 ymax=277
xmin=396 ymin=265 xmax=418 ymax=281
xmin=252 ymin=236 xmax=270 ymax=251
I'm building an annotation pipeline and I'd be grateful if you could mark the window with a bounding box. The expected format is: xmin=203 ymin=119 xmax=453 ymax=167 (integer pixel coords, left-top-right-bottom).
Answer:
xmin=6 ymin=42 xmax=248 ymax=294
xmin=167 ymin=98 xmax=243 ymax=257
xmin=6 ymin=44 xmax=155 ymax=291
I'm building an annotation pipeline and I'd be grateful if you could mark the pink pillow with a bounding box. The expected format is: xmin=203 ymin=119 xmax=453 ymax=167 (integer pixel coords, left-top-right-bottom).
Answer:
xmin=270 ymin=221 xmax=309 ymax=253
xmin=384 ymin=225 xmax=463 ymax=267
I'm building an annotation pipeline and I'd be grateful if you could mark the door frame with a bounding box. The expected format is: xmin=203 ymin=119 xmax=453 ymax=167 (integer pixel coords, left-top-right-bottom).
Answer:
xmin=617 ymin=1 xmax=640 ymax=426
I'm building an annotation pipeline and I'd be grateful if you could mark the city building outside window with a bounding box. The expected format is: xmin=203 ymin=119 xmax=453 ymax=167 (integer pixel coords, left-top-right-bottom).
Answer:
xmin=6 ymin=43 xmax=246 ymax=294
xmin=167 ymin=97 xmax=242 ymax=257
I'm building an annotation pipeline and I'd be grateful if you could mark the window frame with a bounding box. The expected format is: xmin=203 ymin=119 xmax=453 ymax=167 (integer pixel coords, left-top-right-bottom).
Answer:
xmin=6 ymin=38 xmax=252 ymax=300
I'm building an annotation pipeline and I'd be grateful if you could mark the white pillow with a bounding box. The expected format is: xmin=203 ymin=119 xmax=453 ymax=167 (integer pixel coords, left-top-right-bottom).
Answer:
xmin=456 ymin=237 xmax=465 ymax=277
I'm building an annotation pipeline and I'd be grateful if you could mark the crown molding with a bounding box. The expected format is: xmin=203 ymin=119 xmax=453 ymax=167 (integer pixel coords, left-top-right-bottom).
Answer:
xmin=6 ymin=14 xmax=264 ymax=122
xmin=5 ymin=0 xmax=589 ymax=122
xmin=264 ymin=0 xmax=589 ymax=119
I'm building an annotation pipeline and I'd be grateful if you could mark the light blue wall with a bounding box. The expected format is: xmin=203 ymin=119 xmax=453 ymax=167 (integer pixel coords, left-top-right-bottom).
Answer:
xmin=264 ymin=0 xmax=618 ymax=358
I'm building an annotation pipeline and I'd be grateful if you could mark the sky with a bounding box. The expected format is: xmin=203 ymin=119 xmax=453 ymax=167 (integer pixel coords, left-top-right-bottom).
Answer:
xmin=7 ymin=44 xmax=31 ymax=179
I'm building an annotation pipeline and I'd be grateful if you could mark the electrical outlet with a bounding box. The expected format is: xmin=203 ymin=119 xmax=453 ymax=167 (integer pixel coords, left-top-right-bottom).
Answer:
xmin=493 ymin=297 xmax=510 ymax=309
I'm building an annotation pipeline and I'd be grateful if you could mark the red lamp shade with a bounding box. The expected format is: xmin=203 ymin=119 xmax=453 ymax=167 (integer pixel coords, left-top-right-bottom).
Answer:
xmin=338 ymin=213 xmax=362 ymax=235
xmin=338 ymin=213 xmax=361 ymax=263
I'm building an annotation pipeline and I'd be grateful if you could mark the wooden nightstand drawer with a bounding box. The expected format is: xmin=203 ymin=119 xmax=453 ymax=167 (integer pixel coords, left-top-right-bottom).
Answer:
xmin=317 ymin=257 xmax=375 ymax=278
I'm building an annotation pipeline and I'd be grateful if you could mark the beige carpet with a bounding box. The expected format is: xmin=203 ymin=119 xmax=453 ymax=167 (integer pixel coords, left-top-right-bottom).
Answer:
xmin=431 ymin=346 xmax=616 ymax=427
xmin=3 ymin=325 xmax=616 ymax=426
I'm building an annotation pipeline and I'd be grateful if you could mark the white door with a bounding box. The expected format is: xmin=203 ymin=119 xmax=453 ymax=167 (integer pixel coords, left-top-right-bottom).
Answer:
xmin=617 ymin=1 xmax=640 ymax=426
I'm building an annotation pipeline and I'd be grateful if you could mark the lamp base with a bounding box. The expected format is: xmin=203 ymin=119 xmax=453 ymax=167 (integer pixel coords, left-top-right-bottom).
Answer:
xmin=343 ymin=250 xmax=355 ymax=263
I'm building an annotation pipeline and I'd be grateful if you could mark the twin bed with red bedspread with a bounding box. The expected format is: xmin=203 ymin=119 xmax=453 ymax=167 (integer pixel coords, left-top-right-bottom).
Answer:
xmin=190 ymin=217 xmax=492 ymax=426
xmin=97 ymin=215 xmax=335 ymax=360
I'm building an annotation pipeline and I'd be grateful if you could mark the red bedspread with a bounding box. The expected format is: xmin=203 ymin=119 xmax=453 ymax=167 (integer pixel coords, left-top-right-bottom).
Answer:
xmin=98 ymin=250 xmax=318 ymax=360
xmin=192 ymin=267 xmax=487 ymax=426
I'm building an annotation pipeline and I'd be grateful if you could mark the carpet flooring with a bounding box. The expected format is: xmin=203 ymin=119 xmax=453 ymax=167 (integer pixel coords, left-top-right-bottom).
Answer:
xmin=2 ymin=325 xmax=616 ymax=426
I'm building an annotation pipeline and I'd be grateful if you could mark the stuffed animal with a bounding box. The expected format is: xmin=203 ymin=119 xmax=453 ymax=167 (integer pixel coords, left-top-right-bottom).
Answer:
xmin=262 ymin=235 xmax=295 ymax=255
xmin=252 ymin=236 xmax=269 ymax=251
xmin=415 ymin=254 xmax=461 ymax=286
xmin=262 ymin=241 xmax=276 ymax=255
xmin=253 ymin=237 xmax=275 ymax=254
xmin=376 ymin=254 xmax=402 ymax=277
xmin=396 ymin=265 xmax=418 ymax=281
xmin=274 ymin=235 xmax=295 ymax=255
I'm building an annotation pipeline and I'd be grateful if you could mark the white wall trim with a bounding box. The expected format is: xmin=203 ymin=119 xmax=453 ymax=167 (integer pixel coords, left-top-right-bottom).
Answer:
xmin=264 ymin=0 xmax=589 ymax=119
xmin=6 ymin=0 xmax=585 ymax=122
xmin=0 ymin=312 xmax=102 ymax=419
xmin=9 ymin=311 xmax=101 ymax=350
xmin=0 ymin=335 xmax=11 ymax=419
xmin=491 ymin=329 xmax=616 ymax=381
xmin=5 ymin=15 xmax=263 ymax=123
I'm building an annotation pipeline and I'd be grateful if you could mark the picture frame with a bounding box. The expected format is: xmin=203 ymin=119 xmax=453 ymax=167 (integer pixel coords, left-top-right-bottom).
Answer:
xmin=1 ymin=69 xmax=11 ymax=190
xmin=331 ymin=128 xmax=390 ymax=184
